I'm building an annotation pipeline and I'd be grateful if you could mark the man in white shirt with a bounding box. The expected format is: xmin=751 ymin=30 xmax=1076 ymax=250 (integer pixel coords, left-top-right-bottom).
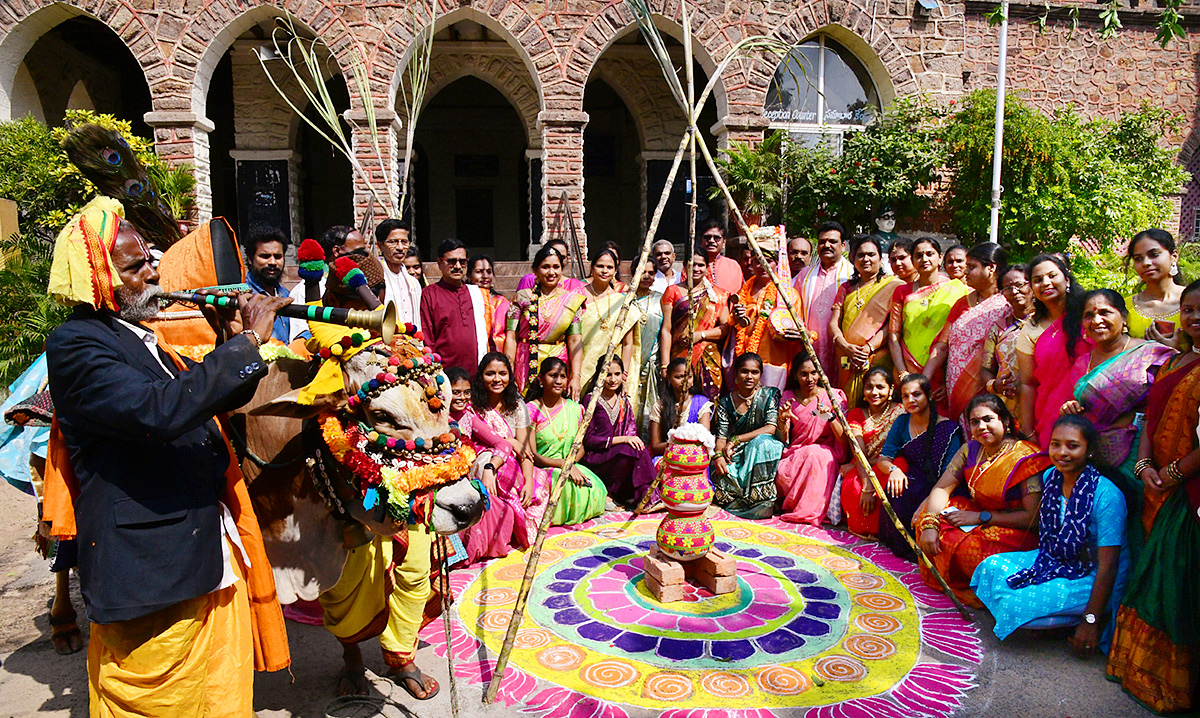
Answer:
xmin=650 ymin=239 xmax=680 ymax=294
xmin=375 ymin=218 xmax=423 ymax=330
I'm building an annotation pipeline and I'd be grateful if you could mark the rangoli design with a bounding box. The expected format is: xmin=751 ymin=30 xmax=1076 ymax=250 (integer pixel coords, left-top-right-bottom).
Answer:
xmin=422 ymin=512 xmax=983 ymax=718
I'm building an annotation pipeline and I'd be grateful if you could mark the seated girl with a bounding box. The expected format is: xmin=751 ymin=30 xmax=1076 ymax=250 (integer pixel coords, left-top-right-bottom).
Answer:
xmin=527 ymin=358 xmax=608 ymax=525
xmin=650 ymin=358 xmax=714 ymax=457
xmin=460 ymin=355 xmax=546 ymax=560
xmin=775 ymin=351 xmax=849 ymax=526
xmin=972 ymin=415 xmax=1129 ymax=654
xmin=711 ymin=352 xmax=785 ymax=519
xmin=915 ymin=394 xmax=1051 ymax=607
xmin=582 ymin=357 xmax=656 ymax=508
xmin=840 ymin=368 xmax=906 ymax=537
xmin=875 ymin=373 xmax=964 ymax=560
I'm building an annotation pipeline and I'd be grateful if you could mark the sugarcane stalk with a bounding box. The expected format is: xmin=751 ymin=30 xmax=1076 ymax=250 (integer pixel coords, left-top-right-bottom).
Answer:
xmin=633 ymin=6 xmax=704 ymax=518
xmin=483 ymin=127 xmax=694 ymax=706
xmin=437 ymin=536 xmax=459 ymax=718
xmin=692 ymin=135 xmax=973 ymax=622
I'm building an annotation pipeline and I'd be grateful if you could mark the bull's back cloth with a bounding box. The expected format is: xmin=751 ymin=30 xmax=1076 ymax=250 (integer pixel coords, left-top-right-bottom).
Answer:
xmin=318 ymin=526 xmax=434 ymax=667
xmin=151 ymin=218 xmax=246 ymax=361
xmin=42 ymin=342 xmax=290 ymax=718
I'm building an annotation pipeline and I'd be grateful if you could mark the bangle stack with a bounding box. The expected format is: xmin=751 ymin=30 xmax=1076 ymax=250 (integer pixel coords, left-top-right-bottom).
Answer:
xmin=917 ymin=512 xmax=940 ymax=533
xmin=1166 ymin=460 xmax=1186 ymax=485
xmin=1134 ymin=458 xmax=1155 ymax=477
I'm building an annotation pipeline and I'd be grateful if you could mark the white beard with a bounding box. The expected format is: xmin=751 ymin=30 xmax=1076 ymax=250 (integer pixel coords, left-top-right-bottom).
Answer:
xmin=115 ymin=284 xmax=163 ymax=322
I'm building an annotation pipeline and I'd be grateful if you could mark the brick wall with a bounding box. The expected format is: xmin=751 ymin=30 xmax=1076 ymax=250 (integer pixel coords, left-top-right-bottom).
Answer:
xmin=1 ymin=0 xmax=1196 ymax=244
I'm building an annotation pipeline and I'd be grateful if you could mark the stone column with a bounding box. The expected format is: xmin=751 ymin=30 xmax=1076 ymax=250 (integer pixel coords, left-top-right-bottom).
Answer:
xmin=710 ymin=114 xmax=771 ymax=152
xmin=345 ymin=108 xmax=401 ymax=223
xmin=538 ymin=109 xmax=588 ymax=257
xmin=144 ymin=110 xmax=215 ymax=224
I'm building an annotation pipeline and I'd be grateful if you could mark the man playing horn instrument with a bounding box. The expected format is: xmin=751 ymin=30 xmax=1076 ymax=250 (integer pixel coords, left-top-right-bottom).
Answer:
xmin=42 ymin=197 xmax=293 ymax=716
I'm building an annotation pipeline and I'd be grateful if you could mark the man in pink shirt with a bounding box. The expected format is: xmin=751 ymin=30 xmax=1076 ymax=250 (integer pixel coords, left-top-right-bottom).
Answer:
xmin=698 ymin=220 xmax=745 ymax=294
xmin=793 ymin=221 xmax=853 ymax=378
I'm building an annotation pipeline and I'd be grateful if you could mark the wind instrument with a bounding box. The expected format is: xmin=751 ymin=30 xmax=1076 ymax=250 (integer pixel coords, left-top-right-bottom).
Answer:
xmin=159 ymin=292 xmax=398 ymax=343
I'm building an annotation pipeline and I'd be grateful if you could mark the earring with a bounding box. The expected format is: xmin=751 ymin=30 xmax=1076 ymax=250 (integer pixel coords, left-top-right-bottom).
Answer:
xmin=1171 ymin=261 xmax=1179 ymax=277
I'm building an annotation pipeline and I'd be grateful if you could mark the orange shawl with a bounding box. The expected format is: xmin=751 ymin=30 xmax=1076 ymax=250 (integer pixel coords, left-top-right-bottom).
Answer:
xmin=41 ymin=342 xmax=290 ymax=672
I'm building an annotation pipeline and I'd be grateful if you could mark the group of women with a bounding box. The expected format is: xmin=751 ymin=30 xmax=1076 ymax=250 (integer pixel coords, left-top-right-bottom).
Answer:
xmin=456 ymin=229 xmax=1198 ymax=714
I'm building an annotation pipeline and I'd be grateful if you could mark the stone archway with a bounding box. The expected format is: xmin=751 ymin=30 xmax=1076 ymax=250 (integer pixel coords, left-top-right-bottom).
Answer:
xmin=0 ymin=1 xmax=162 ymax=123
xmin=411 ymin=76 xmax=529 ymax=261
xmin=11 ymin=14 xmax=154 ymax=136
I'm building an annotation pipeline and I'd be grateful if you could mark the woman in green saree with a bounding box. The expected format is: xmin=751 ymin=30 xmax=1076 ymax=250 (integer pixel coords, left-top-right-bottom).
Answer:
xmin=527 ymin=357 xmax=608 ymax=525
xmin=711 ymin=352 xmax=785 ymax=519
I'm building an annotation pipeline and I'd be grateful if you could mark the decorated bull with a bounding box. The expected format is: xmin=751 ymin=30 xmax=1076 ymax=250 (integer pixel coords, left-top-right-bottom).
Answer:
xmin=227 ymin=317 xmax=486 ymax=697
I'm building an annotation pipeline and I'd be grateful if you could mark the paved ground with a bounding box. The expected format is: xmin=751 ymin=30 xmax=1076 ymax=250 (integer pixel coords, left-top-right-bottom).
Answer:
xmin=0 ymin=488 xmax=1155 ymax=717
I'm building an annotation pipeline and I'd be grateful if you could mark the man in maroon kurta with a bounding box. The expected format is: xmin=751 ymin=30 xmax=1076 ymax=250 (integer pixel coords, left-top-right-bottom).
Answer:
xmin=419 ymin=238 xmax=488 ymax=373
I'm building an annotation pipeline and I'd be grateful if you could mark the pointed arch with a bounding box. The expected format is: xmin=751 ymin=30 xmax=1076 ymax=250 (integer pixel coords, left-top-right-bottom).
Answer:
xmin=386 ymin=5 xmax=545 ymax=114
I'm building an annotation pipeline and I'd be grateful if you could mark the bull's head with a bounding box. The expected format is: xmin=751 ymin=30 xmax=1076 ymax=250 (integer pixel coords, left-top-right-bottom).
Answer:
xmin=255 ymin=333 xmax=484 ymax=539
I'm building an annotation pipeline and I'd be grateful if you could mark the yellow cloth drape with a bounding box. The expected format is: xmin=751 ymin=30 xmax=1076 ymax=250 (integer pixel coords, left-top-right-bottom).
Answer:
xmin=48 ymin=197 xmax=125 ymax=311
xmin=319 ymin=525 xmax=433 ymax=666
xmin=88 ymin=537 xmax=253 ymax=718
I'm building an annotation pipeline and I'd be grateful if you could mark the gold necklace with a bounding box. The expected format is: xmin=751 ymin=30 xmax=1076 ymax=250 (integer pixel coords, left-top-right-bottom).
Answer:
xmin=970 ymin=438 xmax=1014 ymax=489
xmin=590 ymin=285 xmax=617 ymax=331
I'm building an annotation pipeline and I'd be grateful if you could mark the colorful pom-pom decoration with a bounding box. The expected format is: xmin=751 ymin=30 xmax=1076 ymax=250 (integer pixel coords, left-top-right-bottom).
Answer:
xmin=297 ymin=238 xmax=325 ymax=262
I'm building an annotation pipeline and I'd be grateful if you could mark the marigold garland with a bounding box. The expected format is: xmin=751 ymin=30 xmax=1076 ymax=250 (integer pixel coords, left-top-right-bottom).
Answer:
xmin=735 ymin=280 xmax=777 ymax=356
xmin=318 ymin=413 xmax=477 ymax=522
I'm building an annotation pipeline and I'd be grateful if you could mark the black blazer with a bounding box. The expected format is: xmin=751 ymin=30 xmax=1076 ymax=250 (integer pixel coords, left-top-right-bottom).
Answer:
xmin=46 ymin=307 xmax=268 ymax=624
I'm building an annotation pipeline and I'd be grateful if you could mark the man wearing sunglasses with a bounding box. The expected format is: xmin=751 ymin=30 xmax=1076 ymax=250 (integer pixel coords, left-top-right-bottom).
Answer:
xmin=420 ymin=238 xmax=490 ymax=372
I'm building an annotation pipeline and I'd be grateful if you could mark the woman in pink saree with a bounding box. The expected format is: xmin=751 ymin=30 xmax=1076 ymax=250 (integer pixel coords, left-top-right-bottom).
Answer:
xmin=458 ymin=354 xmax=549 ymax=563
xmin=775 ymin=351 xmax=849 ymax=525
xmin=469 ymin=255 xmax=511 ymax=352
xmin=1017 ymin=254 xmax=1090 ymax=448
xmin=926 ymin=243 xmax=1012 ymax=426
xmin=505 ymin=246 xmax=586 ymax=397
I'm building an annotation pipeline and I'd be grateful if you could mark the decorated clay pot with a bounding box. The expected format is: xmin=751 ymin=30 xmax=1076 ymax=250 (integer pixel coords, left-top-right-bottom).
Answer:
xmin=656 ymin=515 xmax=716 ymax=561
xmin=663 ymin=440 xmax=710 ymax=475
xmin=660 ymin=470 xmax=713 ymax=515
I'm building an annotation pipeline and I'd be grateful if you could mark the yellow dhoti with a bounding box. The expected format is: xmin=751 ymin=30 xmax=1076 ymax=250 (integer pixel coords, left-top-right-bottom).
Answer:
xmin=319 ymin=524 xmax=432 ymax=666
xmin=88 ymin=538 xmax=253 ymax=718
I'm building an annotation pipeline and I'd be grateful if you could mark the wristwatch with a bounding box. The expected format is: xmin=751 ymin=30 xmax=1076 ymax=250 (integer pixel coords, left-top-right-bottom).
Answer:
xmin=1083 ymin=613 xmax=1097 ymax=625
xmin=483 ymin=463 xmax=497 ymax=473
xmin=240 ymin=328 xmax=264 ymax=347
xmin=979 ymin=510 xmax=992 ymax=524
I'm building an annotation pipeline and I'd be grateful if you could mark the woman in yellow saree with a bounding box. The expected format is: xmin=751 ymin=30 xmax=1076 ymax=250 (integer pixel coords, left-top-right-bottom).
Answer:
xmin=829 ymin=235 xmax=900 ymax=407
xmin=889 ymin=237 xmax=969 ymax=415
xmin=578 ymin=249 xmax=643 ymax=406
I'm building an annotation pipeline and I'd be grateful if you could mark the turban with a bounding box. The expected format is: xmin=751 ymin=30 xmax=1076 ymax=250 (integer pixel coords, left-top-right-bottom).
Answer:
xmin=48 ymin=196 xmax=126 ymax=311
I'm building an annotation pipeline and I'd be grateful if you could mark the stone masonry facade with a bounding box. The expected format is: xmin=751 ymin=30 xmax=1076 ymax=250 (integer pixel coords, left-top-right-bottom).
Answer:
xmin=1 ymin=0 xmax=1198 ymax=244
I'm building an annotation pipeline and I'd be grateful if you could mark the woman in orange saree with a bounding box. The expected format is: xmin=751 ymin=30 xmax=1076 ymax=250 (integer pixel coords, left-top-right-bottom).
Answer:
xmin=915 ymin=394 xmax=1051 ymax=607
xmin=1108 ymin=280 xmax=1200 ymax=714
xmin=829 ymin=236 xmax=901 ymax=407
xmin=888 ymin=237 xmax=969 ymax=415
xmin=840 ymin=368 xmax=905 ymax=537
xmin=926 ymin=243 xmax=1012 ymax=426
xmin=660 ymin=253 xmax=730 ymax=399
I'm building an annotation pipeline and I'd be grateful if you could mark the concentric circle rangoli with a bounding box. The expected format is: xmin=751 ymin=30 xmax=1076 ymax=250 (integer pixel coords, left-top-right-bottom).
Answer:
xmin=423 ymin=514 xmax=984 ymax=717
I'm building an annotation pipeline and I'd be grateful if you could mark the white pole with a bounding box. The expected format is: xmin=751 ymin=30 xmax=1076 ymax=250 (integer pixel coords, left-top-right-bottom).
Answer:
xmin=989 ymin=0 xmax=1009 ymax=244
